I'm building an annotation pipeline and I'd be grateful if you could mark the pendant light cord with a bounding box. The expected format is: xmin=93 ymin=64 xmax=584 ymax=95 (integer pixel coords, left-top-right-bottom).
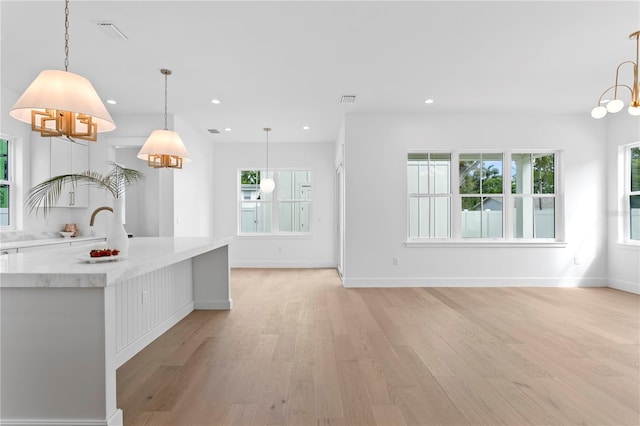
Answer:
xmin=64 ymin=0 xmax=69 ymax=71
xmin=264 ymin=128 xmax=271 ymax=174
xmin=164 ymin=72 xmax=168 ymax=130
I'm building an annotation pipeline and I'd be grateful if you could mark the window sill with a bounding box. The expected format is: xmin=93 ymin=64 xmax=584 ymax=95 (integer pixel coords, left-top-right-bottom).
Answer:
xmin=404 ymin=240 xmax=567 ymax=248
xmin=236 ymin=233 xmax=313 ymax=240
xmin=615 ymin=242 xmax=640 ymax=250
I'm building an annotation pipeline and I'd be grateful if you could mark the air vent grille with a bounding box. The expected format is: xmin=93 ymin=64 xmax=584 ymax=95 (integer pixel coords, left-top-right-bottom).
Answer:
xmin=207 ymin=129 xmax=220 ymax=134
xmin=340 ymin=95 xmax=356 ymax=104
xmin=96 ymin=22 xmax=128 ymax=40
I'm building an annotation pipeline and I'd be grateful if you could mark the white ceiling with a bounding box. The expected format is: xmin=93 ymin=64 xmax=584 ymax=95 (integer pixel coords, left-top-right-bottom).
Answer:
xmin=1 ymin=1 xmax=639 ymax=144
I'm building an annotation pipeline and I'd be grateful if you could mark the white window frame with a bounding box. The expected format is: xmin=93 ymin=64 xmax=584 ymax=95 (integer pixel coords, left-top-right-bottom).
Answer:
xmin=0 ymin=137 xmax=15 ymax=230
xmin=406 ymin=150 xmax=564 ymax=247
xmin=623 ymin=142 xmax=640 ymax=245
xmin=407 ymin=151 xmax=452 ymax=240
xmin=237 ymin=168 xmax=312 ymax=237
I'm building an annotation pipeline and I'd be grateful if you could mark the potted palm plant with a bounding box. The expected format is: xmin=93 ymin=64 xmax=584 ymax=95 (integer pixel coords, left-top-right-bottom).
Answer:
xmin=25 ymin=162 xmax=144 ymax=254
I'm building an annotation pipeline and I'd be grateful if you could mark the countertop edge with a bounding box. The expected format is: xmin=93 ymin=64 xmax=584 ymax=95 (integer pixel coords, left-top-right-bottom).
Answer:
xmin=0 ymin=237 xmax=234 ymax=288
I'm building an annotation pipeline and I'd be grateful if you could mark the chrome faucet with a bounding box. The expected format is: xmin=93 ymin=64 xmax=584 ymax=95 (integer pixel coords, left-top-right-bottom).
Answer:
xmin=89 ymin=206 xmax=113 ymax=235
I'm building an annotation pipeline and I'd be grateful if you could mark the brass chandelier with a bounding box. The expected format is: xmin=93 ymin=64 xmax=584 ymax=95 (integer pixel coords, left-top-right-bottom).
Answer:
xmin=9 ymin=0 xmax=116 ymax=140
xmin=591 ymin=31 xmax=640 ymax=119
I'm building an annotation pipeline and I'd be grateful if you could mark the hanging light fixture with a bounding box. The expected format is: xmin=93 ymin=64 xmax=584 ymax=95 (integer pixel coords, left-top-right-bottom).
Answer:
xmin=9 ymin=0 xmax=116 ymax=141
xmin=137 ymin=69 xmax=190 ymax=169
xmin=260 ymin=127 xmax=275 ymax=193
xmin=591 ymin=31 xmax=640 ymax=119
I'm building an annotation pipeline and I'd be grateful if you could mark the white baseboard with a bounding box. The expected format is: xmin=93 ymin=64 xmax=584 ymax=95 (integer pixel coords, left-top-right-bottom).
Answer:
xmin=114 ymin=302 xmax=194 ymax=368
xmin=194 ymin=299 xmax=233 ymax=310
xmin=607 ymin=279 xmax=640 ymax=294
xmin=342 ymin=276 xmax=606 ymax=288
xmin=0 ymin=409 xmax=122 ymax=426
xmin=231 ymin=261 xmax=336 ymax=268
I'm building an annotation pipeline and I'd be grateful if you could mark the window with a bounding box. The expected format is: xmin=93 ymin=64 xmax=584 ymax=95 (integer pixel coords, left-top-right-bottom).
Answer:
xmin=0 ymin=138 xmax=11 ymax=227
xmin=511 ymin=153 xmax=556 ymax=239
xmin=459 ymin=153 xmax=503 ymax=238
xmin=239 ymin=169 xmax=312 ymax=234
xmin=407 ymin=153 xmax=451 ymax=238
xmin=407 ymin=151 xmax=559 ymax=242
xmin=627 ymin=145 xmax=640 ymax=241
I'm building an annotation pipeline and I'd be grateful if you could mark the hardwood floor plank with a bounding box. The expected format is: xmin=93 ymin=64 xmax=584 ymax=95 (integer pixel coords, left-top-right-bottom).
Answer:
xmin=370 ymin=404 xmax=408 ymax=426
xmin=222 ymin=403 xmax=258 ymax=426
xmin=286 ymin=380 xmax=315 ymax=426
xmin=253 ymin=361 xmax=292 ymax=425
xmin=117 ymin=269 xmax=640 ymax=426
xmin=336 ymin=361 xmax=376 ymax=425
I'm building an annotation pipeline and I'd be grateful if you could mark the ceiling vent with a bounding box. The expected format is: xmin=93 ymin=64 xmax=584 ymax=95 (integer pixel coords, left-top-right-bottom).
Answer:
xmin=96 ymin=22 xmax=128 ymax=40
xmin=207 ymin=129 xmax=220 ymax=134
xmin=340 ymin=95 xmax=356 ymax=104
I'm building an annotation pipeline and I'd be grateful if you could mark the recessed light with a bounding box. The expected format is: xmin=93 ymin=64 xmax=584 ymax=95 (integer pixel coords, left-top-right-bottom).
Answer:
xmin=106 ymin=99 xmax=117 ymax=105
xmin=302 ymin=126 xmax=310 ymax=130
xmin=224 ymin=128 xmax=232 ymax=132
xmin=424 ymin=99 xmax=435 ymax=104
xmin=211 ymin=99 xmax=221 ymax=104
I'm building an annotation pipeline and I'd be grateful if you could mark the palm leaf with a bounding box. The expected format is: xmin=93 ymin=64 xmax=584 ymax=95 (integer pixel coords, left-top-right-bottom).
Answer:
xmin=25 ymin=162 xmax=144 ymax=217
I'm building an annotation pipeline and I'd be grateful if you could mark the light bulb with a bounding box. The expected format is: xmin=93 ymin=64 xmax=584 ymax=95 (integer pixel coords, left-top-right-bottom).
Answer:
xmin=591 ymin=106 xmax=607 ymax=119
xmin=606 ymin=99 xmax=624 ymax=113
xmin=629 ymin=105 xmax=640 ymax=116
xmin=260 ymin=177 xmax=275 ymax=193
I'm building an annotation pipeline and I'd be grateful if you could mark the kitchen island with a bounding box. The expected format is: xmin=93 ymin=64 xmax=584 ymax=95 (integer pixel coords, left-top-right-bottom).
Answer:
xmin=0 ymin=237 xmax=232 ymax=426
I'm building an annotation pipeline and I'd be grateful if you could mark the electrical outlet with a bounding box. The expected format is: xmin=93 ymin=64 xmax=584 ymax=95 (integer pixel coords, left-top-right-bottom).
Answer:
xmin=393 ymin=257 xmax=399 ymax=265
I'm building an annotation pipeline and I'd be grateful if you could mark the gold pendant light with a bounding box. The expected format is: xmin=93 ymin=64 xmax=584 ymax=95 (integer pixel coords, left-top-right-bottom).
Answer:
xmin=9 ymin=0 xmax=116 ymax=141
xmin=591 ymin=31 xmax=640 ymax=119
xmin=137 ymin=69 xmax=190 ymax=169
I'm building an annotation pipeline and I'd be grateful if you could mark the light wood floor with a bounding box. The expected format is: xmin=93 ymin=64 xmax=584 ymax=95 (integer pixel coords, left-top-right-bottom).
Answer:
xmin=117 ymin=268 xmax=640 ymax=425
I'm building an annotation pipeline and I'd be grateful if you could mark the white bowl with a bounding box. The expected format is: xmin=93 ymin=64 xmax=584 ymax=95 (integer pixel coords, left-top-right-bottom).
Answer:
xmin=60 ymin=231 xmax=74 ymax=238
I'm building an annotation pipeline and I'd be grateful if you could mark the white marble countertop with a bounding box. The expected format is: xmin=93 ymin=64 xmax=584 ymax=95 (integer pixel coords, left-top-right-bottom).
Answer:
xmin=0 ymin=235 xmax=106 ymax=250
xmin=0 ymin=237 xmax=233 ymax=288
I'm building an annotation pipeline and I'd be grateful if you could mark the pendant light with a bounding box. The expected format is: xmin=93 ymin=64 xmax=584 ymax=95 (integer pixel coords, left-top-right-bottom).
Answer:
xmin=9 ymin=0 xmax=116 ymax=141
xmin=260 ymin=127 xmax=275 ymax=193
xmin=137 ymin=69 xmax=190 ymax=169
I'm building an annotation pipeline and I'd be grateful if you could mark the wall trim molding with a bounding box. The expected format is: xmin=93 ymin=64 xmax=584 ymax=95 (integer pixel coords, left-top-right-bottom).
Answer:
xmin=607 ymin=278 xmax=640 ymax=295
xmin=0 ymin=409 xmax=123 ymax=426
xmin=231 ymin=261 xmax=336 ymax=269
xmin=194 ymin=299 xmax=233 ymax=310
xmin=342 ymin=276 xmax=606 ymax=288
xmin=114 ymin=301 xmax=194 ymax=368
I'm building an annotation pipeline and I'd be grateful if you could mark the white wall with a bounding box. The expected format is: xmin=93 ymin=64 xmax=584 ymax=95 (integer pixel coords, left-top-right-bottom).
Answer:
xmin=606 ymin=113 xmax=640 ymax=294
xmin=173 ymin=115 xmax=214 ymax=237
xmin=343 ymin=112 xmax=608 ymax=287
xmin=213 ymin=141 xmax=335 ymax=267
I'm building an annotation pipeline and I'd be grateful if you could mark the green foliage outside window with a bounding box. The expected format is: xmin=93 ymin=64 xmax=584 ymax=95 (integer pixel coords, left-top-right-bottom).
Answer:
xmin=241 ymin=170 xmax=260 ymax=185
xmin=631 ymin=147 xmax=640 ymax=192
xmin=0 ymin=139 xmax=8 ymax=210
xmin=460 ymin=155 xmax=503 ymax=210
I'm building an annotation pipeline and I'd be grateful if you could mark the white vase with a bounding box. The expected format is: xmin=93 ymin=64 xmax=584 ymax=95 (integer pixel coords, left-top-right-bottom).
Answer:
xmin=106 ymin=196 xmax=129 ymax=255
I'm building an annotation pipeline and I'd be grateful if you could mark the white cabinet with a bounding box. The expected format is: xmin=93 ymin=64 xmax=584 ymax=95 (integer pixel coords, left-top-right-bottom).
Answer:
xmin=32 ymin=137 xmax=89 ymax=208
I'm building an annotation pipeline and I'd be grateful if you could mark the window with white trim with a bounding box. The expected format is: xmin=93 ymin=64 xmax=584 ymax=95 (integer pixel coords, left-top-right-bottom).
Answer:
xmin=627 ymin=144 xmax=640 ymax=241
xmin=0 ymin=138 xmax=12 ymax=227
xmin=408 ymin=153 xmax=451 ymax=238
xmin=239 ymin=169 xmax=312 ymax=234
xmin=407 ymin=151 xmax=559 ymax=241
xmin=459 ymin=153 xmax=504 ymax=238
